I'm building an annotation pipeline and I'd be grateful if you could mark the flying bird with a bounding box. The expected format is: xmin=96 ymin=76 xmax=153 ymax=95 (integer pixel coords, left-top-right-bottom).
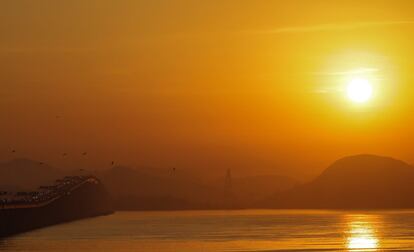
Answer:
xmin=82 ymin=152 xmax=87 ymax=156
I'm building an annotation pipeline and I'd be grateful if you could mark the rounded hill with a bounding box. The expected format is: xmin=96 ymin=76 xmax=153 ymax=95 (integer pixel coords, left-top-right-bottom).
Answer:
xmin=267 ymin=154 xmax=414 ymax=209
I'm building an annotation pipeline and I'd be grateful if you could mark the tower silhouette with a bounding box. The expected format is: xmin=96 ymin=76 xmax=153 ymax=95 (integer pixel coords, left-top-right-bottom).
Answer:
xmin=224 ymin=169 xmax=235 ymax=209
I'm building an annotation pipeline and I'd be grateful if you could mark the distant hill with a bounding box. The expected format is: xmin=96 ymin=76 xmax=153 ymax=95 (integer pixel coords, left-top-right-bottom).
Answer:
xmin=265 ymin=154 xmax=414 ymax=209
xmin=0 ymin=158 xmax=63 ymax=190
xmin=97 ymin=166 xmax=298 ymax=210
xmin=220 ymin=175 xmax=297 ymax=206
xmin=95 ymin=166 xmax=222 ymax=210
xmin=0 ymin=158 xmax=299 ymax=210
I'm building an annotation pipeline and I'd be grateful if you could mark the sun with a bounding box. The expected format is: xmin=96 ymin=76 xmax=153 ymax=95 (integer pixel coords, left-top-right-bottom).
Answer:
xmin=346 ymin=78 xmax=373 ymax=103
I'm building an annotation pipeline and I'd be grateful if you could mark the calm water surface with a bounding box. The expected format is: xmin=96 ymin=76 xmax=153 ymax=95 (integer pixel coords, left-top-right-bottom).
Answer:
xmin=2 ymin=210 xmax=414 ymax=251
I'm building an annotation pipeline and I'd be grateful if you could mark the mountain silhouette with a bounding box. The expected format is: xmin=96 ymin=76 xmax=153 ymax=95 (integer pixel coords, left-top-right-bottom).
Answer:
xmin=224 ymin=175 xmax=297 ymax=206
xmin=0 ymin=158 xmax=63 ymax=190
xmin=265 ymin=154 xmax=414 ymax=209
xmin=96 ymin=165 xmax=222 ymax=209
xmin=0 ymin=159 xmax=248 ymax=209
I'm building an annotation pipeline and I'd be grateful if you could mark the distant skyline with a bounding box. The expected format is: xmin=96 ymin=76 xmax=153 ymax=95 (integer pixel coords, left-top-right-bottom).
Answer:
xmin=1 ymin=0 xmax=414 ymax=179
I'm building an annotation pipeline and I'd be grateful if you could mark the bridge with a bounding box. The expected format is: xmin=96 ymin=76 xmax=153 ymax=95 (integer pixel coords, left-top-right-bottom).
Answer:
xmin=0 ymin=176 xmax=100 ymax=209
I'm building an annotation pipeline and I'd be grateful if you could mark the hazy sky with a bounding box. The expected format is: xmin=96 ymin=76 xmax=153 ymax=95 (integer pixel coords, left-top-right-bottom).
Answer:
xmin=1 ymin=0 xmax=414 ymax=179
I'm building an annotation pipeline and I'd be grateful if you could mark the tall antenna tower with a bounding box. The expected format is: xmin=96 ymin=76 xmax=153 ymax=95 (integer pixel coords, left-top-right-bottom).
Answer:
xmin=224 ymin=169 xmax=235 ymax=208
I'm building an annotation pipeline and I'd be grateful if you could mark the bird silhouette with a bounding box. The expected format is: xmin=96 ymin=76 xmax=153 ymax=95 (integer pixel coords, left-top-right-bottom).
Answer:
xmin=11 ymin=150 xmax=16 ymax=153
xmin=62 ymin=153 xmax=67 ymax=157
xmin=82 ymin=152 xmax=87 ymax=156
xmin=111 ymin=161 xmax=115 ymax=166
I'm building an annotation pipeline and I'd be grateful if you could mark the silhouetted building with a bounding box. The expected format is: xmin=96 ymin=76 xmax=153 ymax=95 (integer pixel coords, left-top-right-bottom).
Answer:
xmin=224 ymin=169 xmax=236 ymax=209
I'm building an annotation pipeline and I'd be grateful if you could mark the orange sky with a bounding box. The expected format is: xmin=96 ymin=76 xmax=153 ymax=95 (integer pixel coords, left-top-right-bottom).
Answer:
xmin=1 ymin=0 xmax=414 ymax=179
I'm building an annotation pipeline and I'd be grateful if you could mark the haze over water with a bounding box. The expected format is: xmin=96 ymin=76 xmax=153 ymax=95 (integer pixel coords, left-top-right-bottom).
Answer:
xmin=3 ymin=210 xmax=414 ymax=251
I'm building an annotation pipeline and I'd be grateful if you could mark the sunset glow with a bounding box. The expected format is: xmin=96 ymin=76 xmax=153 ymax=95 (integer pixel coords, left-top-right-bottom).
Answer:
xmin=1 ymin=0 xmax=414 ymax=176
xmin=3 ymin=1 xmax=414 ymax=251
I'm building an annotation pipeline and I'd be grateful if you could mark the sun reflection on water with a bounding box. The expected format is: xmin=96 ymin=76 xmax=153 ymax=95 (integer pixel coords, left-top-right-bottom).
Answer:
xmin=345 ymin=214 xmax=381 ymax=251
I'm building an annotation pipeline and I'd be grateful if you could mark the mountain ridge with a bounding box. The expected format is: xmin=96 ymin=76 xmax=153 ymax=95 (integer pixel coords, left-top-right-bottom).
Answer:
xmin=265 ymin=154 xmax=414 ymax=209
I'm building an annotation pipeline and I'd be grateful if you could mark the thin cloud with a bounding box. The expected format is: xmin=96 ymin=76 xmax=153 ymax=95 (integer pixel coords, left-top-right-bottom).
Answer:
xmin=312 ymin=68 xmax=379 ymax=76
xmin=262 ymin=21 xmax=414 ymax=34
